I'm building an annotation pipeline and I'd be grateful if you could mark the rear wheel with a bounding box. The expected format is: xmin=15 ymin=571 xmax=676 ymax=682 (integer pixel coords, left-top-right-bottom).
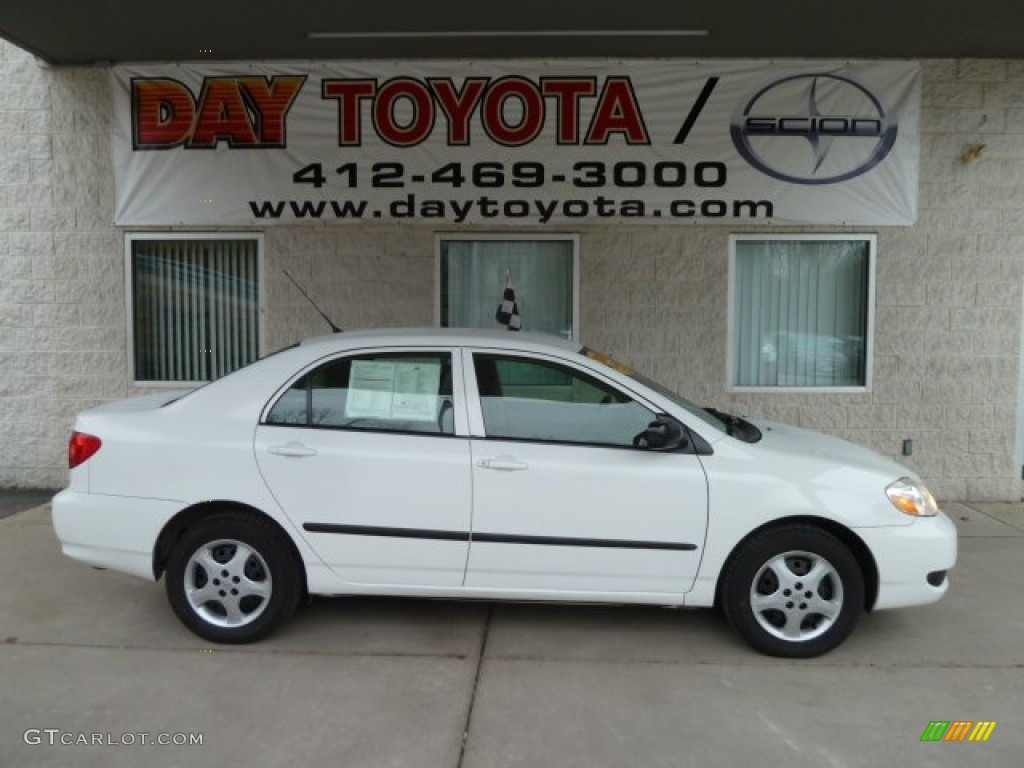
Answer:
xmin=165 ymin=513 xmax=302 ymax=644
xmin=722 ymin=525 xmax=864 ymax=658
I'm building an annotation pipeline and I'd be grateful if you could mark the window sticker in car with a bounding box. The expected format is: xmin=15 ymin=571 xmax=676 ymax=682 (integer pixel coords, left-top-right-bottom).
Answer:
xmin=345 ymin=360 xmax=441 ymax=422
xmin=583 ymin=349 xmax=635 ymax=376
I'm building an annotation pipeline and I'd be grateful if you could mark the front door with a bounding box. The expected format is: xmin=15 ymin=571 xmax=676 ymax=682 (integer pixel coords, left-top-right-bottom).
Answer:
xmin=254 ymin=349 xmax=471 ymax=587
xmin=464 ymin=351 xmax=708 ymax=595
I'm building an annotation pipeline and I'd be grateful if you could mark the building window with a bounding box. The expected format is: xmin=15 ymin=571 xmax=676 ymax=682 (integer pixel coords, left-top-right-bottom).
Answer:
xmin=128 ymin=234 xmax=263 ymax=385
xmin=437 ymin=235 xmax=579 ymax=340
xmin=729 ymin=235 xmax=874 ymax=391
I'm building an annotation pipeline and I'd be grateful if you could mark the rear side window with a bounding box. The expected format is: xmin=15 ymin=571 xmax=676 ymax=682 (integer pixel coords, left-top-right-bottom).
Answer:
xmin=266 ymin=352 xmax=455 ymax=435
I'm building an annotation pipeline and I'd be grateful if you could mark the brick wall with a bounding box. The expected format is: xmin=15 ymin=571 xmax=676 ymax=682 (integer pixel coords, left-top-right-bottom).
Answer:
xmin=581 ymin=61 xmax=1024 ymax=501
xmin=1 ymin=45 xmax=123 ymax=487
xmin=1 ymin=42 xmax=1022 ymax=499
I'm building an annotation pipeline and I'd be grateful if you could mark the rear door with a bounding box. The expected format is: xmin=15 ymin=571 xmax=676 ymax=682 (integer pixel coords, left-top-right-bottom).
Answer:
xmin=254 ymin=348 xmax=471 ymax=587
xmin=464 ymin=350 xmax=709 ymax=595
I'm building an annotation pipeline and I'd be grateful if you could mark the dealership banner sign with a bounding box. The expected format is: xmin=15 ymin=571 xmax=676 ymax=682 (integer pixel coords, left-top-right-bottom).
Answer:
xmin=111 ymin=60 xmax=920 ymax=226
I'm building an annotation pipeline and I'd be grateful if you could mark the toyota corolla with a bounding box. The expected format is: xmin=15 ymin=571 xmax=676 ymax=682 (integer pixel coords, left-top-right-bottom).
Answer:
xmin=52 ymin=328 xmax=956 ymax=657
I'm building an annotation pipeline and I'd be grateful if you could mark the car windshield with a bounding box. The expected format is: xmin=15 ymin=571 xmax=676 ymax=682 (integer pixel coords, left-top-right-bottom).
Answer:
xmin=581 ymin=348 xmax=729 ymax=435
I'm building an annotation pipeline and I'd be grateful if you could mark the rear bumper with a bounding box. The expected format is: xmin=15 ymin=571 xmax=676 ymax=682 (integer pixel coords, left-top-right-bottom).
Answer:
xmin=855 ymin=512 xmax=958 ymax=610
xmin=51 ymin=489 xmax=183 ymax=581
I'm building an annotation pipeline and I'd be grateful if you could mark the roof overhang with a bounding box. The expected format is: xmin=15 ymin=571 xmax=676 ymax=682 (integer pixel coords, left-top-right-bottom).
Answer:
xmin=2 ymin=1 xmax=1022 ymax=65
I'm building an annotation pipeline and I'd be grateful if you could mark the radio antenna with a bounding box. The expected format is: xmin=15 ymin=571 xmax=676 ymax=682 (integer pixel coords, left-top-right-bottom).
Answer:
xmin=283 ymin=269 xmax=343 ymax=333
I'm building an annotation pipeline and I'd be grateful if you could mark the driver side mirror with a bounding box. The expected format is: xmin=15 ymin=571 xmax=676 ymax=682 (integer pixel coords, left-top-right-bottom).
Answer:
xmin=634 ymin=415 xmax=687 ymax=452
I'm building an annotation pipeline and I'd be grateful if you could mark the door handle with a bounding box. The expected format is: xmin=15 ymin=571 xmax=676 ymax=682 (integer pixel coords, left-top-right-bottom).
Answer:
xmin=268 ymin=442 xmax=318 ymax=458
xmin=478 ymin=457 xmax=529 ymax=471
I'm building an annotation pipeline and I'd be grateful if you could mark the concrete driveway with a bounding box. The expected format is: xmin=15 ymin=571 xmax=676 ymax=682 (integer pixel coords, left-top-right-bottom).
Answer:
xmin=1 ymin=500 xmax=1022 ymax=767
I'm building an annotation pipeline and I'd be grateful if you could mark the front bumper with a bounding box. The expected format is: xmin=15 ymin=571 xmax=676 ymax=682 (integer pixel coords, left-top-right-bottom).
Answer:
xmin=52 ymin=489 xmax=183 ymax=581
xmin=855 ymin=512 xmax=958 ymax=610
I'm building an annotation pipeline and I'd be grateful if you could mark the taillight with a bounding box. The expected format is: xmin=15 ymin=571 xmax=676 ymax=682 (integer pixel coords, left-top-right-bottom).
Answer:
xmin=69 ymin=431 xmax=102 ymax=469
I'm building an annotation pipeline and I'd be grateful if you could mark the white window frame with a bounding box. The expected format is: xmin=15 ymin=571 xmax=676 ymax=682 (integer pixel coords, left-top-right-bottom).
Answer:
xmin=125 ymin=232 xmax=266 ymax=388
xmin=727 ymin=233 xmax=876 ymax=394
xmin=434 ymin=233 xmax=581 ymax=341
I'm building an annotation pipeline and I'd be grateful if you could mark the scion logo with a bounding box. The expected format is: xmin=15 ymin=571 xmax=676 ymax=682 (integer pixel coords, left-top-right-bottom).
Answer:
xmin=731 ymin=73 xmax=898 ymax=185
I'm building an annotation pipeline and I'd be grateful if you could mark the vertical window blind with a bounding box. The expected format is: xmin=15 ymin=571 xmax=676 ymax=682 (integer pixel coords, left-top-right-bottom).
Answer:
xmin=131 ymin=238 xmax=260 ymax=383
xmin=439 ymin=238 xmax=575 ymax=339
xmin=733 ymin=238 xmax=870 ymax=388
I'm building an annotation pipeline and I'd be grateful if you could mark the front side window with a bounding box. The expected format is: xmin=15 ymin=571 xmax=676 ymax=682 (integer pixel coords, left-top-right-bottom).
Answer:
xmin=129 ymin=235 xmax=262 ymax=384
xmin=267 ymin=352 xmax=455 ymax=436
xmin=474 ymin=354 xmax=654 ymax=447
xmin=730 ymin=235 xmax=874 ymax=391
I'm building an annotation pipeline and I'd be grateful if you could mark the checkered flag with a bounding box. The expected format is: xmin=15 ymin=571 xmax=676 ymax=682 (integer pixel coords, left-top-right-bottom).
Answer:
xmin=495 ymin=273 xmax=521 ymax=331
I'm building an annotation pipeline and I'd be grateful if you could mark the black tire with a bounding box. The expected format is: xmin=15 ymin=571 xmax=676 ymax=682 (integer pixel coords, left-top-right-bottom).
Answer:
xmin=721 ymin=525 xmax=864 ymax=658
xmin=165 ymin=512 xmax=302 ymax=644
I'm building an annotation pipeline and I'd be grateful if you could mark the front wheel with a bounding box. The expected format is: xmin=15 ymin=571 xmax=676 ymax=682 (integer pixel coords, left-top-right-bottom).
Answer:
xmin=722 ymin=525 xmax=864 ymax=658
xmin=165 ymin=513 xmax=302 ymax=644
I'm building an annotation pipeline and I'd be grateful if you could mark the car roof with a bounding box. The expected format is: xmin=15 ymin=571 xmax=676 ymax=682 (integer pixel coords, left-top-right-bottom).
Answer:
xmin=298 ymin=327 xmax=584 ymax=355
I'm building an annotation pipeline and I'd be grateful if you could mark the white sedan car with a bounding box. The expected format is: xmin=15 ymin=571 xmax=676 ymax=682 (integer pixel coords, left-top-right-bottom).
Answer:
xmin=53 ymin=329 xmax=956 ymax=657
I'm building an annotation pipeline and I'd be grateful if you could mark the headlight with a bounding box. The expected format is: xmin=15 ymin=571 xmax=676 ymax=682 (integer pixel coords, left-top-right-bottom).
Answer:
xmin=886 ymin=477 xmax=939 ymax=517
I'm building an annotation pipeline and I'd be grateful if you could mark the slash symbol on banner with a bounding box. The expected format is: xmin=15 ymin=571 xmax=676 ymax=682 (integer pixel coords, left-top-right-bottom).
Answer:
xmin=673 ymin=77 xmax=719 ymax=145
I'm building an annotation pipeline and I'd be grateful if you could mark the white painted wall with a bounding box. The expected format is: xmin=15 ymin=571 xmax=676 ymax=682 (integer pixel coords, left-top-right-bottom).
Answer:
xmin=1 ymin=45 xmax=1022 ymax=499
